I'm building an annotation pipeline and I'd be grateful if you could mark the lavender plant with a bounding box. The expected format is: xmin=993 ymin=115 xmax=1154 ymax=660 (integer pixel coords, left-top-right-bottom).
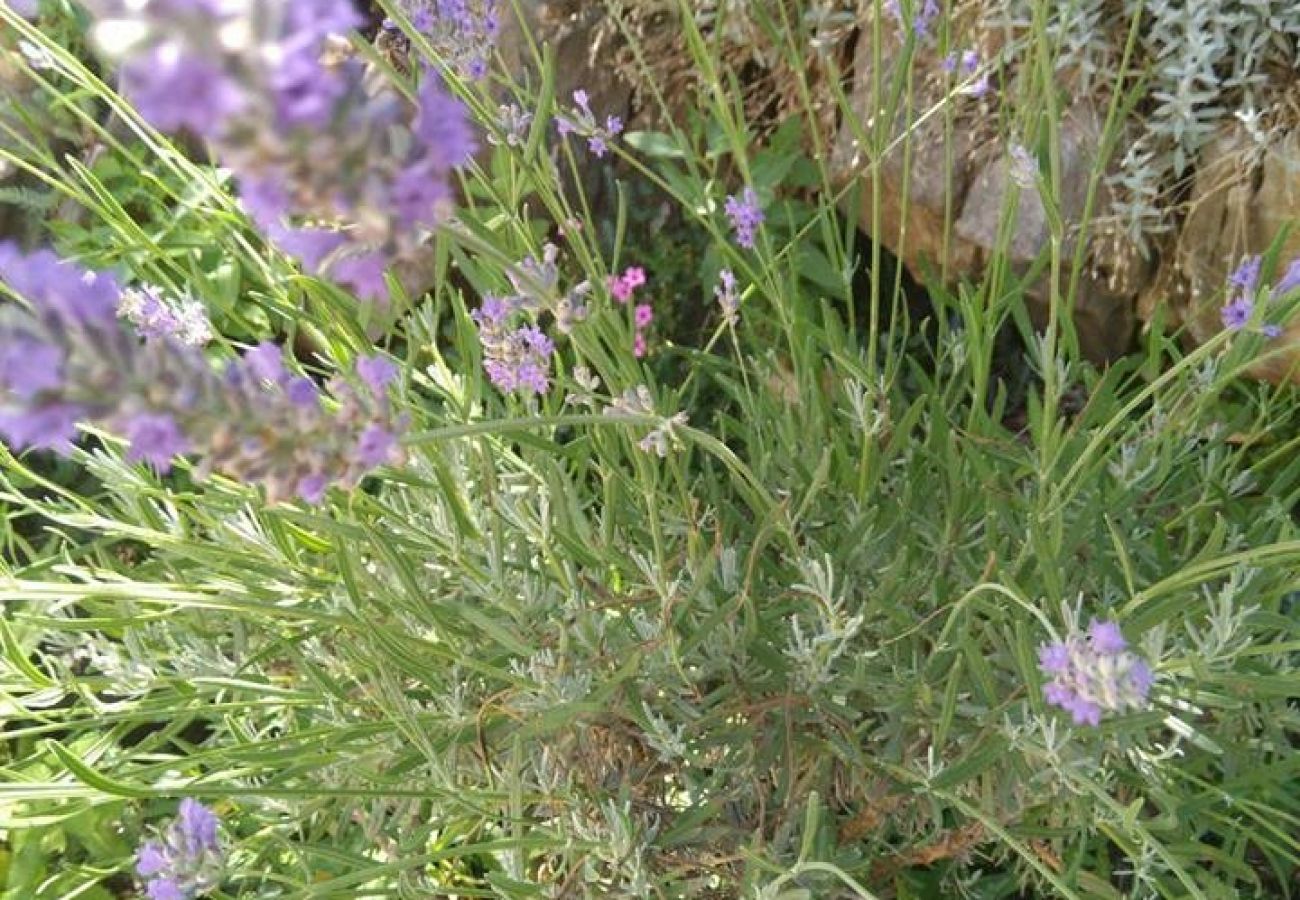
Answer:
xmin=0 ymin=1 xmax=1298 ymax=899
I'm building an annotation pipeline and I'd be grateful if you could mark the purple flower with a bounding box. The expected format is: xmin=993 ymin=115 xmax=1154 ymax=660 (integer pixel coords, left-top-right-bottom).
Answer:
xmin=400 ymin=0 xmax=500 ymax=79
xmin=634 ymin=303 xmax=653 ymax=329
xmin=724 ymin=187 xmax=764 ymax=250
xmin=286 ymin=377 xmax=319 ymax=408
xmin=357 ymin=356 xmax=399 ymax=394
xmin=413 ymin=76 xmax=478 ymax=171
xmin=268 ymin=48 xmax=346 ymax=130
xmin=1221 ymin=295 xmax=1253 ymax=331
xmin=885 ymin=0 xmax=939 ymax=40
xmin=1037 ymin=642 xmax=1070 ymax=675
xmin=134 ymin=799 xmax=224 ymax=899
xmin=245 ymin=342 xmax=288 ymax=384
xmin=145 ymin=879 xmax=186 ymax=900
xmin=83 ymin=3 xmax=475 ymax=307
xmin=118 ymin=287 xmax=212 ymax=346
xmin=0 ymin=403 xmax=83 ymax=453
xmin=1 ymin=248 xmax=407 ymax=504
xmin=553 ymin=87 xmax=622 ymax=158
xmin=272 ymin=227 xmax=348 ymax=270
xmin=1038 ymin=619 xmax=1153 ymax=726
xmin=122 ymin=44 xmax=245 ymax=138
xmin=1087 ymin=619 xmax=1127 ymax=654
xmin=1270 ymin=256 xmax=1300 ymax=299
xmin=137 ymin=842 xmax=169 ymax=878
xmin=0 ymin=243 xmax=118 ymax=327
xmin=122 ymin=412 xmax=190 ymax=471
xmin=176 ymin=799 xmax=219 ymax=855
xmin=392 ymin=162 xmax=454 ymax=231
xmin=355 ymin=424 xmax=398 ymax=467
xmin=1228 ymin=255 xmax=1262 ymax=295
xmin=297 ymin=473 xmax=328 ymax=504
xmin=332 ymin=252 xmax=390 ymax=303
xmin=0 ymin=340 xmax=63 ymax=400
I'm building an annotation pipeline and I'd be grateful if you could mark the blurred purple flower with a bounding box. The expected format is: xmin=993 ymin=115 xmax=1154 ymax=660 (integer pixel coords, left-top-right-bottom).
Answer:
xmin=123 ymin=412 xmax=190 ymax=471
xmin=357 ymin=356 xmax=399 ymax=394
xmin=1270 ymin=256 xmax=1300 ymax=299
xmin=122 ymin=44 xmax=245 ymax=137
xmin=1228 ymin=255 xmax=1262 ymax=295
xmin=0 ymin=248 xmax=406 ymax=503
xmin=84 ymin=1 xmax=476 ymax=306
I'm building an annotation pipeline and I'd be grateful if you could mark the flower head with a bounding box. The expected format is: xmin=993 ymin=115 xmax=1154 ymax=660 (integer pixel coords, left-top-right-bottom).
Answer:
xmin=1270 ymin=256 xmax=1300 ymax=300
xmin=1228 ymin=255 xmax=1262 ymax=295
xmin=1038 ymin=619 xmax=1153 ymax=726
xmin=84 ymin=2 xmax=476 ymax=305
xmin=715 ymin=268 xmax=740 ymax=325
xmin=724 ymin=188 xmax=764 ymax=250
xmin=0 ymin=248 xmax=406 ymax=503
xmin=135 ymin=799 xmax=224 ymax=899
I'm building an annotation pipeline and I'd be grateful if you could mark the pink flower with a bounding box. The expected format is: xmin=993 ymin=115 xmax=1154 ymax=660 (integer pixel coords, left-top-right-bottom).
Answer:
xmin=633 ymin=332 xmax=647 ymax=358
xmin=607 ymin=266 xmax=647 ymax=303
xmin=634 ymin=303 xmax=653 ymax=328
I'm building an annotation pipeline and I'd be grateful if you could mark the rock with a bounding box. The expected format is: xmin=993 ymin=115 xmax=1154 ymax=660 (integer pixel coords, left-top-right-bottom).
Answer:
xmin=1147 ymin=122 xmax=1300 ymax=382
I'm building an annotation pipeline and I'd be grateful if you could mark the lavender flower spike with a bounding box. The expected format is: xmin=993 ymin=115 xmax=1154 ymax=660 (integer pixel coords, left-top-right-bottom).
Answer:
xmin=1038 ymin=618 xmax=1153 ymax=726
xmin=135 ymin=798 xmax=224 ymax=899
xmin=724 ymin=187 xmax=764 ymax=250
xmin=0 ymin=245 xmax=407 ymax=503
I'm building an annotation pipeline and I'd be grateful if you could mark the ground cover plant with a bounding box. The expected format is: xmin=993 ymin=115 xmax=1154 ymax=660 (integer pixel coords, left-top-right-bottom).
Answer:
xmin=1 ymin=1 xmax=1299 ymax=897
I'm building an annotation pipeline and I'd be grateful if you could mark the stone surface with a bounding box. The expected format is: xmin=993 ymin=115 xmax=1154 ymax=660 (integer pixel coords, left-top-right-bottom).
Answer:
xmin=1149 ymin=122 xmax=1300 ymax=382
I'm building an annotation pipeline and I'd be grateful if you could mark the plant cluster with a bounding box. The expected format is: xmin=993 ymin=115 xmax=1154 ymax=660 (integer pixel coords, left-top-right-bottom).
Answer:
xmin=0 ymin=1 xmax=1298 ymax=899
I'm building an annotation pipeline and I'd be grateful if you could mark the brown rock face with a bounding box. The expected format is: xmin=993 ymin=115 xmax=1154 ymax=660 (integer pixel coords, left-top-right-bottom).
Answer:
xmin=1155 ymin=123 xmax=1300 ymax=382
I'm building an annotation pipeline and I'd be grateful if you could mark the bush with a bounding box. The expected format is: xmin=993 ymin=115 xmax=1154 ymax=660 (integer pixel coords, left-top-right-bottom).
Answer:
xmin=1 ymin=1 xmax=1298 ymax=898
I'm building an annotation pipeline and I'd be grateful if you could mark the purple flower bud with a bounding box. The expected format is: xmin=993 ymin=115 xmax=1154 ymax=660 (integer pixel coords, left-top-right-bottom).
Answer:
xmin=297 ymin=473 xmax=328 ymax=504
xmin=355 ymin=424 xmax=398 ymax=467
xmin=1221 ymin=295 xmax=1253 ymax=332
xmin=145 ymin=878 xmax=186 ymax=900
xmin=356 ymin=356 xmax=398 ymax=394
xmin=1087 ymin=619 xmax=1127 ymax=654
xmin=122 ymin=412 xmax=190 ymax=471
xmin=724 ymin=187 xmax=764 ymax=250
xmin=136 ymin=842 xmax=169 ymax=878
xmin=134 ymin=799 xmax=224 ymax=899
xmin=286 ymin=377 xmax=320 ymax=408
xmin=176 ymin=798 xmax=220 ymax=855
xmin=1228 ymin=255 xmax=1262 ymax=295
xmin=245 ymin=342 xmax=288 ymax=384
xmin=1270 ymin=256 xmax=1300 ymax=299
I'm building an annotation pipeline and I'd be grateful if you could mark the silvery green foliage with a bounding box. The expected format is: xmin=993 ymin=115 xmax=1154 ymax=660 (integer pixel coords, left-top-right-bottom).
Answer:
xmin=1002 ymin=0 xmax=1300 ymax=247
